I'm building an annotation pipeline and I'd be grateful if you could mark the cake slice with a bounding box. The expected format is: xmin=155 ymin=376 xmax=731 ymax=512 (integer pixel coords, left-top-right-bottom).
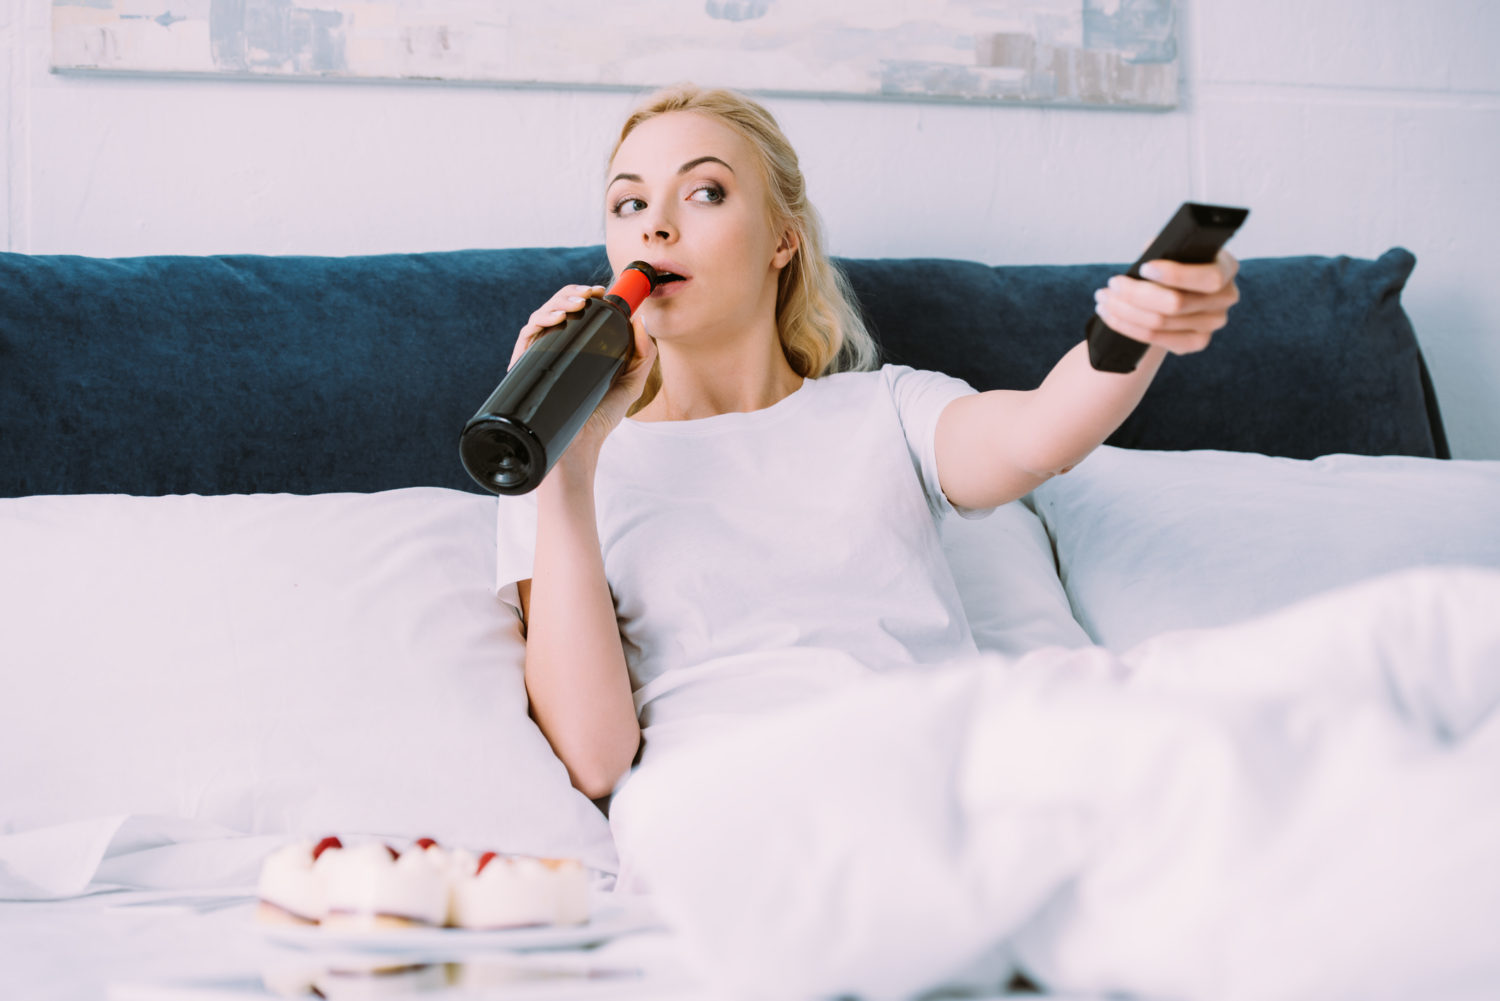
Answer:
xmin=255 ymin=836 xmax=341 ymax=926
xmin=447 ymin=851 xmax=589 ymax=930
xmin=320 ymin=841 xmax=449 ymax=931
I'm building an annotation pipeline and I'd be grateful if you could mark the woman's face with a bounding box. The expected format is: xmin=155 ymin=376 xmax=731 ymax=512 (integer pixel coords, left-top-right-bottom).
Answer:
xmin=604 ymin=111 xmax=795 ymax=347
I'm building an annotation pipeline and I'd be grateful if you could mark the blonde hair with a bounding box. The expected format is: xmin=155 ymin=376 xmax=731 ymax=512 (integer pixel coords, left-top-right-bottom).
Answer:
xmin=609 ymin=84 xmax=877 ymax=409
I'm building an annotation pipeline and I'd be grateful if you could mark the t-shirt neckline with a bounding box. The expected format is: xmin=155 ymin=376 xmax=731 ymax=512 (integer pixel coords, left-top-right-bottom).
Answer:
xmin=622 ymin=376 xmax=815 ymax=437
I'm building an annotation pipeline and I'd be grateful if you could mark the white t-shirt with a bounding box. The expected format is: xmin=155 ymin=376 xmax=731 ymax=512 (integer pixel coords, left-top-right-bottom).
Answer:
xmin=495 ymin=364 xmax=986 ymax=762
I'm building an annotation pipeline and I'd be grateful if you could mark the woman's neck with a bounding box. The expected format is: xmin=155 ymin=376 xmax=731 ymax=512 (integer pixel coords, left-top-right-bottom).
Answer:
xmin=635 ymin=336 xmax=804 ymax=422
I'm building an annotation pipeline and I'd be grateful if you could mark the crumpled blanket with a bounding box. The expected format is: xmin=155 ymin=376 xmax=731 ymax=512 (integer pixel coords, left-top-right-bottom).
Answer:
xmin=611 ymin=566 xmax=1500 ymax=1001
xmin=0 ymin=814 xmax=282 ymax=901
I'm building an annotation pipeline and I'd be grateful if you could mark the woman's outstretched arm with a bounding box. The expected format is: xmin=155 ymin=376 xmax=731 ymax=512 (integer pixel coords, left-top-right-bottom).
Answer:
xmin=935 ymin=252 xmax=1240 ymax=510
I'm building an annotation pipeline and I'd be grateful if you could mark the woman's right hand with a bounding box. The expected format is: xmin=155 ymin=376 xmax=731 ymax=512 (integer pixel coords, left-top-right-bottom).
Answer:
xmin=512 ymin=284 xmax=658 ymax=454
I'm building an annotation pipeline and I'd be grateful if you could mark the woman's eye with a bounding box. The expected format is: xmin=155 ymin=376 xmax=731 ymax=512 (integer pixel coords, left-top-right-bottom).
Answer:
xmin=690 ymin=184 xmax=724 ymax=205
xmin=612 ymin=197 xmax=646 ymax=217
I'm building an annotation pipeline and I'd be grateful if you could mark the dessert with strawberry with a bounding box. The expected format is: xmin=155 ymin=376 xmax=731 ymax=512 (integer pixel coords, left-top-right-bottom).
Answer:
xmin=255 ymin=836 xmax=591 ymax=933
xmin=320 ymin=839 xmax=450 ymax=931
xmin=255 ymin=835 xmax=343 ymax=926
xmin=448 ymin=850 xmax=589 ymax=930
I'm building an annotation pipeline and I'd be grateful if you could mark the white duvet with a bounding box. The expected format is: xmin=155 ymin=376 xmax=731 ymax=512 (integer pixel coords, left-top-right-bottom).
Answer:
xmin=612 ymin=565 xmax=1500 ymax=1001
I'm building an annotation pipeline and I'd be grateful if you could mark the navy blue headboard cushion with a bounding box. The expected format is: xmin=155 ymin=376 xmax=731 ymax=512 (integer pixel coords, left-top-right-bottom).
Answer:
xmin=0 ymin=245 xmax=1441 ymax=497
xmin=848 ymin=247 xmax=1443 ymax=462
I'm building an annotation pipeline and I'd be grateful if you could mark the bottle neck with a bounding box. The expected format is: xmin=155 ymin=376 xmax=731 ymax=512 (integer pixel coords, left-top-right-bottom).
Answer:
xmin=601 ymin=293 xmax=633 ymax=318
xmin=606 ymin=264 xmax=656 ymax=314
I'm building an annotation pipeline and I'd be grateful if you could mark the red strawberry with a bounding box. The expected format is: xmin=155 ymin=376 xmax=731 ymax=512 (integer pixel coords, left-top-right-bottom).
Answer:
xmin=476 ymin=851 xmax=497 ymax=875
xmin=415 ymin=837 xmax=438 ymax=851
xmin=311 ymin=836 xmax=342 ymax=861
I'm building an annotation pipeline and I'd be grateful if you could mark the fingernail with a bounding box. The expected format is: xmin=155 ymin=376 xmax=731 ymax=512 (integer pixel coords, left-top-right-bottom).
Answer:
xmin=567 ymin=296 xmax=585 ymax=303
xmin=1094 ymin=289 xmax=1107 ymax=304
xmin=1140 ymin=262 xmax=1164 ymax=280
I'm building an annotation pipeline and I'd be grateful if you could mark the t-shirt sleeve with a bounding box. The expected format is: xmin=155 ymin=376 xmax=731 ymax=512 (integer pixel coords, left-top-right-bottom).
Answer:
xmin=881 ymin=363 xmax=992 ymax=521
xmin=494 ymin=491 xmax=539 ymax=614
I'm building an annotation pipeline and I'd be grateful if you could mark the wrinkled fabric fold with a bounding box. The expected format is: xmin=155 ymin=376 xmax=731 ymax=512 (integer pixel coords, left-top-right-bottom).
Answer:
xmin=0 ymin=814 xmax=283 ymax=901
xmin=615 ymin=566 xmax=1500 ymax=1001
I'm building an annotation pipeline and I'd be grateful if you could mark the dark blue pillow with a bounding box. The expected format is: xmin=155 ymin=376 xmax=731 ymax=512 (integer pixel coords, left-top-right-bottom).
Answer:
xmin=0 ymin=245 xmax=1441 ymax=497
xmin=844 ymin=247 xmax=1443 ymax=461
xmin=0 ymin=248 xmax=606 ymax=497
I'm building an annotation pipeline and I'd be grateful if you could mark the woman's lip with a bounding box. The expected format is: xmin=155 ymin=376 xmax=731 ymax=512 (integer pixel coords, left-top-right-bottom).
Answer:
xmin=650 ymin=277 xmax=689 ymax=297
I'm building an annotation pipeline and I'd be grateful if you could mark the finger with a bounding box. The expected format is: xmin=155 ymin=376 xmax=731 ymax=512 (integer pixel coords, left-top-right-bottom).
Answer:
xmin=555 ymin=283 xmax=605 ymax=301
xmin=560 ymin=284 xmax=607 ymax=309
xmin=1217 ymin=248 xmax=1240 ymax=282
xmin=511 ymin=317 xmax=568 ymax=370
xmin=513 ymin=285 xmax=609 ymax=358
xmin=532 ymin=285 xmax=605 ymax=318
xmin=523 ymin=291 xmax=594 ymax=333
xmin=1157 ymin=330 xmax=1215 ymax=355
xmin=510 ymin=313 xmax=565 ymax=366
xmin=620 ymin=315 xmax=656 ymax=378
xmin=508 ymin=327 xmax=538 ymax=368
xmin=632 ymin=314 xmax=656 ymax=364
xmin=1105 ymin=274 xmax=1239 ymax=319
xmin=1095 ymin=291 xmax=1228 ymax=340
xmin=526 ymin=309 xmax=566 ymax=331
xmin=561 ymin=285 xmax=607 ymax=309
xmin=1138 ymin=249 xmax=1239 ymax=295
xmin=1094 ymin=304 xmax=1216 ymax=356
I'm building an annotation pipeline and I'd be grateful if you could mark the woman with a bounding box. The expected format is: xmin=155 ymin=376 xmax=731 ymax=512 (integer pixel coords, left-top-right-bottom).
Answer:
xmin=497 ymin=83 xmax=1240 ymax=801
xmin=494 ymin=86 xmax=1500 ymax=1000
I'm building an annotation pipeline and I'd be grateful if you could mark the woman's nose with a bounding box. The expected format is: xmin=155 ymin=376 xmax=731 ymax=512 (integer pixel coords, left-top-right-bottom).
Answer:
xmin=641 ymin=206 xmax=676 ymax=243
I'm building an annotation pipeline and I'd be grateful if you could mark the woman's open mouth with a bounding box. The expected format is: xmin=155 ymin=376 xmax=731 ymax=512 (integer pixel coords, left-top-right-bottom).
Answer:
xmin=651 ymin=271 xmax=689 ymax=296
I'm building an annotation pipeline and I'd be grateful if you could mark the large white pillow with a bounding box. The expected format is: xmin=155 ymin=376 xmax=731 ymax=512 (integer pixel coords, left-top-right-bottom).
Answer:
xmin=0 ymin=488 xmax=616 ymax=874
xmin=940 ymin=503 xmax=1093 ymax=656
xmin=1030 ymin=446 xmax=1500 ymax=650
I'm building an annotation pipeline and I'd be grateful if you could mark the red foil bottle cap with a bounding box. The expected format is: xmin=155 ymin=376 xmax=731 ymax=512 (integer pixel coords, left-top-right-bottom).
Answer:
xmin=608 ymin=263 xmax=658 ymax=315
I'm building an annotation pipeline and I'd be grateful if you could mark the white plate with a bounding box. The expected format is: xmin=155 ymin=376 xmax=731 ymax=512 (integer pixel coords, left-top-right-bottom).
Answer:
xmin=258 ymin=898 xmax=662 ymax=954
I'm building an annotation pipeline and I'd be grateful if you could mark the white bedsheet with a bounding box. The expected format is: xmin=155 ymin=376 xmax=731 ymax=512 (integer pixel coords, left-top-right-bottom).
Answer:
xmin=0 ymin=818 xmax=699 ymax=1000
xmin=613 ymin=566 xmax=1500 ymax=1001
xmin=0 ymin=891 xmax=704 ymax=1001
xmin=9 ymin=566 xmax=1497 ymax=1001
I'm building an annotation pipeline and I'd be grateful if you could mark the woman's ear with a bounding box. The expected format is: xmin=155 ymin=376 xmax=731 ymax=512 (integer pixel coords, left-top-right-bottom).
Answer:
xmin=772 ymin=226 xmax=799 ymax=269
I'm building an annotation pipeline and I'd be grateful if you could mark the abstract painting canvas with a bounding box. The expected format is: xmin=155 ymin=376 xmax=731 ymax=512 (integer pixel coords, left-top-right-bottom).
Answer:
xmin=51 ymin=0 xmax=1178 ymax=109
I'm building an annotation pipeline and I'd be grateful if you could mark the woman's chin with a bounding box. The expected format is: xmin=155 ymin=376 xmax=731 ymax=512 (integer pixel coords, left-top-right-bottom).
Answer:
xmin=638 ymin=304 xmax=692 ymax=339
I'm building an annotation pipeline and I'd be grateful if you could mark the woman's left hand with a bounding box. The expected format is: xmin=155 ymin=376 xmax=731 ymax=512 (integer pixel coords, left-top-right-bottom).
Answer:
xmin=1092 ymin=249 xmax=1241 ymax=355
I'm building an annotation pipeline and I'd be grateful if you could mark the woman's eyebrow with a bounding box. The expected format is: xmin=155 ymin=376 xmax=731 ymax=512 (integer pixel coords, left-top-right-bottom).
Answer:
xmin=678 ymin=155 xmax=734 ymax=175
xmin=607 ymin=156 xmax=736 ymax=189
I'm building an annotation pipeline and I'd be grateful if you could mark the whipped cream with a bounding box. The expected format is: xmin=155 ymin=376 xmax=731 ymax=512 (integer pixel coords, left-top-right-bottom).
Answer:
xmin=449 ymin=853 xmax=588 ymax=930
xmin=321 ymin=842 xmax=449 ymax=928
xmin=257 ymin=840 xmax=334 ymax=924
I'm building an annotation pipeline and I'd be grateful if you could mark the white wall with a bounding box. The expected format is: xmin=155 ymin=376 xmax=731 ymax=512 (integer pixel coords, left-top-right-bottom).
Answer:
xmin=4 ymin=1 xmax=1497 ymax=458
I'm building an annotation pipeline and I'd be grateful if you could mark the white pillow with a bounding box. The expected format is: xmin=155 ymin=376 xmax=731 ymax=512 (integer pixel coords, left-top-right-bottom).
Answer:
xmin=1030 ymin=447 xmax=1500 ymax=651
xmin=0 ymin=488 xmax=616 ymax=874
xmin=940 ymin=503 xmax=1093 ymax=656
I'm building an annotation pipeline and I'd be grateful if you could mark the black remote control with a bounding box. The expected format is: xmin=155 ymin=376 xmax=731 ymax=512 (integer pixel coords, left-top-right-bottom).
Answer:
xmin=1086 ymin=201 xmax=1250 ymax=373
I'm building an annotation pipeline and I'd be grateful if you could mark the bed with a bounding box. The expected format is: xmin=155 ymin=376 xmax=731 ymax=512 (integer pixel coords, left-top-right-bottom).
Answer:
xmin=2 ymin=244 xmax=1497 ymax=1001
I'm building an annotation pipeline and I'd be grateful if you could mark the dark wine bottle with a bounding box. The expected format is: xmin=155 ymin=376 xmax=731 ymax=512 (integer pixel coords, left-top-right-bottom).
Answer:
xmin=460 ymin=261 xmax=660 ymax=495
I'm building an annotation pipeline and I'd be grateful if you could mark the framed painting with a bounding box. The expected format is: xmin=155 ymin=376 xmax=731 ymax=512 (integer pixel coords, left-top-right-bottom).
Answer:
xmin=51 ymin=0 xmax=1178 ymax=108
